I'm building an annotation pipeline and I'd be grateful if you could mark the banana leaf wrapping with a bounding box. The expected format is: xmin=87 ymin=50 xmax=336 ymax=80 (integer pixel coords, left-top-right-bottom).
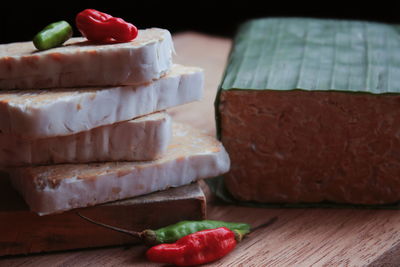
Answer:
xmin=212 ymin=17 xmax=400 ymax=208
xmin=220 ymin=17 xmax=400 ymax=93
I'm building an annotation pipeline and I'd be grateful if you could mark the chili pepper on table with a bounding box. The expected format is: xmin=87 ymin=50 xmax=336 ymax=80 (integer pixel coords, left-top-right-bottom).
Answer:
xmin=75 ymin=9 xmax=138 ymax=44
xmin=146 ymin=217 xmax=278 ymax=266
xmin=33 ymin=21 xmax=73 ymax=51
xmin=146 ymin=227 xmax=238 ymax=266
xmin=148 ymin=219 xmax=252 ymax=244
xmin=77 ymin=213 xmax=252 ymax=246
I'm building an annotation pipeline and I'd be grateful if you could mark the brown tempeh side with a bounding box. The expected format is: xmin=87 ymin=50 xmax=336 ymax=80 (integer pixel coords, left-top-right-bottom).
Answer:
xmin=221 ymin=89 xmax=400 ymax=205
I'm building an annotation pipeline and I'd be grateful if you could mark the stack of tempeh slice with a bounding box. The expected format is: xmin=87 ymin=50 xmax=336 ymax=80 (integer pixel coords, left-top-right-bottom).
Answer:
xmin=0 ymin=28 xmax=230 ymax=215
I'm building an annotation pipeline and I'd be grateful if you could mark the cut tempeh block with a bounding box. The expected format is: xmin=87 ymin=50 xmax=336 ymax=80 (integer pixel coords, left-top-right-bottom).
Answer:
xmin=0 ymin=64 xmax=203 ymax=138
xmin=0 ymin=112 xmax=171 ymax=167
xmin=217 ymin=18 xmax=400 ymax=205
xmin=9 ymin=123 xmax=230 ymax=215
xmin=0 ymin=28 xmax=173 ymax=90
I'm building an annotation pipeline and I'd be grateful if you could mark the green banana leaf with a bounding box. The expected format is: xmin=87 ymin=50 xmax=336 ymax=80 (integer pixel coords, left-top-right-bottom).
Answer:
xmin=221 ymin=17 xmax=400 ymax=94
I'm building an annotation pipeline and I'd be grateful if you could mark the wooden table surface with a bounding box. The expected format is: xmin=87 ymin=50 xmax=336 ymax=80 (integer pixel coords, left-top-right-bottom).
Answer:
xmin=2 ymin=32 xmax=400 ymax=267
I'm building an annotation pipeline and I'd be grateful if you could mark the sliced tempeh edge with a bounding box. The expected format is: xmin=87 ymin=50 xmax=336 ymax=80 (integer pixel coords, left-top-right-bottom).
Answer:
xmin=0 ymin=111 xmax=172 ymax=167
xmin=0 ymin=28 xmax=174 ymax=90
xmin=0 ymin=64 xmax=204 ymax=138
xmin=8 ymin=122 xmax=230 ymax=215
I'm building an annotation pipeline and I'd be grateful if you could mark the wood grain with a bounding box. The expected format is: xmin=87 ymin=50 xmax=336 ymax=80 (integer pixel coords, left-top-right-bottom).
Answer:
xmin=2 ymin=32 xmax=400 ymax=266
xmin=4 ymin=204 xmax=400 ymax=266
xmin=206 ymin=205 xmax=400 ymax=266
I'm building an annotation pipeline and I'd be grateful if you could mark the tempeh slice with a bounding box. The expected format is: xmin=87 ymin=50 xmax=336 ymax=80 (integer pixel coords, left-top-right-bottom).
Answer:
xmin=9 ymin=123 xmax=230 ymax=215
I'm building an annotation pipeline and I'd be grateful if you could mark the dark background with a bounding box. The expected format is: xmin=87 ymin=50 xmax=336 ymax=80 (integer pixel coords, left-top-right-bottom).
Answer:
xmin=2 ymin=3 xmax=400 ymax=44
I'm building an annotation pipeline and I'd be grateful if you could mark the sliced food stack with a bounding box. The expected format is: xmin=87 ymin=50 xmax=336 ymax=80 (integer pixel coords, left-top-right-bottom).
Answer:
xmin=0 ymin=9 xmax=230 ymax=215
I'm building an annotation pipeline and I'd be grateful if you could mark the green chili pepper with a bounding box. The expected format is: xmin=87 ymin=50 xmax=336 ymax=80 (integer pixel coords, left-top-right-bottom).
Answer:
xmin=147 ymin=220 xmax=251 ymax=244
xmin=77 ymin=213 xmax=277 ymax=246
xmin=33 ymin=21 xmax=73 ymax=51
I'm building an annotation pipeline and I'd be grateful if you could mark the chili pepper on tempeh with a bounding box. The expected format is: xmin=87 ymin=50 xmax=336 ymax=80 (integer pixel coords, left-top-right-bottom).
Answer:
xmin=33 ymin=21 xmax=73 ymax=51
xmin=75 ymin=9 xmax=137 ymax=43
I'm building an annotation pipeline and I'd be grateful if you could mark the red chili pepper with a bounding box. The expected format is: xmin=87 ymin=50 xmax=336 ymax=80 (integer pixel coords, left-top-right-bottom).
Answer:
xmin=146 ymin=227 xmax=237 ymax=266
xmin=75 ymin=9 xmax=138 ymax=43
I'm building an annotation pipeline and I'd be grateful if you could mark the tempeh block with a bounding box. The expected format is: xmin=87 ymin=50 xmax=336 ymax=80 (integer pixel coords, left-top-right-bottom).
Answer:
xmin=0 ymin=64 xmax=203 ymax=138
xmin=9 ymin=123 xmax=230 ymax=215
xmin=0 ymin=112 xmax=171 ymax=167
xmin=0 ymin=28 xmax=173 ymax=90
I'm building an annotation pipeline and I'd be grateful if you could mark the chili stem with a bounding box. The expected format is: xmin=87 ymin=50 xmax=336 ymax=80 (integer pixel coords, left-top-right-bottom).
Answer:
xmin=77 ymin=212 xmax=142 ymax=239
